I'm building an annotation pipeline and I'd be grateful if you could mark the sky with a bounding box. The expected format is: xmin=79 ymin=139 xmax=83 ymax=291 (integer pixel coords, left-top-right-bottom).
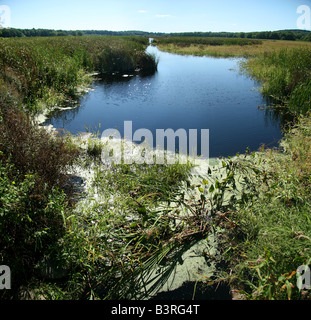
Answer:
xmin=0 ymin=0 xmax=310 ymax=33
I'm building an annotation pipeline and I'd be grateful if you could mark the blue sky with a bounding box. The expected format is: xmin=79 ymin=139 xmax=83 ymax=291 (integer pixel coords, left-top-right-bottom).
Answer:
xmin=1 ymin=0 xmax=310 ymax=32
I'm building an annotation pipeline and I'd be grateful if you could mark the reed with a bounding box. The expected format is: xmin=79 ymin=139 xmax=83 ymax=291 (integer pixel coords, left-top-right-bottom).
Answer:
xmin=0 ymin=36 xmax=157 ymax=114
xmin=157 ymin=38 xmax=311 ymax=58
xmin=154 ymin=36 xmax=262 ymax=47
xmin=156 ymin=36 xmax=311 ymax=300
xmin=243 ymin=48 xmax=311 ymax=114
xmin=2 ymin=35 xmax=311 ymax=300
xmin=223 ymin=116 xmax=311 ymax=300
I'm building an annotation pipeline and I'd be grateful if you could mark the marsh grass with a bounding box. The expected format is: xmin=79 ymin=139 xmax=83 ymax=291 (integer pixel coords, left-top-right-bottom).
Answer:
xmin=157 ymin=38 xmax=311 ymax=58
xmin=32 ymin=143 xmax=197 ymax=299
xmin=0 ymin=36 xmax=157 ymax=114
xmin=154 ymin=37 xmax=262 ymax=47
xmin=222 ymin=118 xmax=311 ymax=300
xmin=2 ymin=35 xmax=311 ymax=300
xmin=243 ymin=48 xmax=311 ymax=114
xmin=157 ymin=37 xmax=311 ymax=299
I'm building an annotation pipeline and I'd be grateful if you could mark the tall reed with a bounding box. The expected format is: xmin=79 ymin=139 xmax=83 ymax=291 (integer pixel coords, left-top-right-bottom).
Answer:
xmin=243 ymin=48 xmax=311 ymax=114
xmin=0 ymin=36 xmax=157 ymax=114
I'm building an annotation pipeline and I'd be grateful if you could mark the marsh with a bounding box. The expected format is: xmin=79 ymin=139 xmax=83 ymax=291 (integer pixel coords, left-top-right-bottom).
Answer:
xmin=45 ymin=45 xmax=283 ymax=158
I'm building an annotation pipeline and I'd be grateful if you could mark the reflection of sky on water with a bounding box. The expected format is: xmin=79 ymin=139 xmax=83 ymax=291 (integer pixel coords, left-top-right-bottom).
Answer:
xmin=45 ymin=46 xmax=284 ymax=158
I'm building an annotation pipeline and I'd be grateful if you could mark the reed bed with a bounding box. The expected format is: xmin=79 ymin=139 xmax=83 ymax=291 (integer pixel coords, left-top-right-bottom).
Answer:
xmin=243 ymin=48 xmax=311 ymax=114
xmin=156 ymin=36 xmax=311 ymax=299
xmin=154 ymin=36 xmax=262 ymax=46
xmin=0 ymin=35 xmax=163 ymax=299
xmin=156 ymin=38 xmax=311 ymax=58
xmin=0 ymin=36 xmax=157 ymax=113
xmin=1 ymin=35 xmax=311 ymax=300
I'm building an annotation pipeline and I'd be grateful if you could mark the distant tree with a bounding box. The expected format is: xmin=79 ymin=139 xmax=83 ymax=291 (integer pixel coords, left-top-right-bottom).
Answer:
xmin=280 ymin=32 xmax=295 ymax=41
xmin=1 ymin=28 xmax=24 ymax=37
xmin=270 ymin=32 xmax=280 ymax=40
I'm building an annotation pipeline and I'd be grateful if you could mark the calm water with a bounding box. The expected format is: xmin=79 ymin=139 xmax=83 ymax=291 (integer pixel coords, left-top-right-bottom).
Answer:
xmin=45 ymin=46 xmax=283 ymax=158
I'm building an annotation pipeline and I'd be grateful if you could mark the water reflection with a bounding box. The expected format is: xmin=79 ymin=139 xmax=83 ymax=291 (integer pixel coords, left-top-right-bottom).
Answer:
xmin=45 ymin=46 xmax=286 ymax=158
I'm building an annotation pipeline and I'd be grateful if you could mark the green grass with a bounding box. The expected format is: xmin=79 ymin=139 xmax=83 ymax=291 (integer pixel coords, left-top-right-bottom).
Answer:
xmin=154 ymin=36 xmax=262 ymax=47
xmin=218 ymin=48 xmax=311 ymax=300
xmin=156 ymin=37 xmax=311 ymax=299
xmin=221 ymin=117 xmax=311 ymax=300
xmin=0 ymin=36 xmax=157 ymax=114
xmin=242 ymin=48 xmax=311 ymax=114
xmin=2 ymin=35 xmax=311 ymax=300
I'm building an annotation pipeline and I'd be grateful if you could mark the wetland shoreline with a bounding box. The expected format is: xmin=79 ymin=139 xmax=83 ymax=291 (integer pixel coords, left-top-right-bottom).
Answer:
xmin=1 ymin=36 xmax=311 ymax=300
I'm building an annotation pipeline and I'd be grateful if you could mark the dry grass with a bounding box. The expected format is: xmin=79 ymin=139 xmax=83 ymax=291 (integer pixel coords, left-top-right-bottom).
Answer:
xmin=157 ymin=39 xmax=311 ymax=58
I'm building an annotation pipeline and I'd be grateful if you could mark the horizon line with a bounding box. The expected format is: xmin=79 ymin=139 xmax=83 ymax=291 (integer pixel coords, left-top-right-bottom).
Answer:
xmin=3 ymin=27 xmax=310 ymax=34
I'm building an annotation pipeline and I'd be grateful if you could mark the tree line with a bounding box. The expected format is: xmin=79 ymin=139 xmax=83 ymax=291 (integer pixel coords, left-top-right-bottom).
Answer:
xmin=0 ymin=27 xmax=310 ymax=41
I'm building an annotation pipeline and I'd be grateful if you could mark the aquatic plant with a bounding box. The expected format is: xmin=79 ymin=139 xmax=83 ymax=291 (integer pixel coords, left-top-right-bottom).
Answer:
xmin=1 ymin=35 xmax=311 ymax=300
xmin=0 ymin=36 xmax=157 ymax=114
xmin=154 ymin=36 xmax=262 ymax=47
xmin=0 ymin=106 xmax=79 ymax=298
xmin=244 ymin=48 xmax=311 ymax=114
xmin=157 ymin=38 xmax=311 ymax=58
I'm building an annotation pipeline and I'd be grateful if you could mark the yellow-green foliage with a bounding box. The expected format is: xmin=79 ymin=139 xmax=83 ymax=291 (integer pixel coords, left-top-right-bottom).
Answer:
xmin=157 ymin=38 xmax=311 ymax=58
xmin=226 ymin=116 xmax=311 ymax=300
xmin=244 ymin=48 xmax=311 ymax=114
xmin=0 ymin=36 xmax=156 ymax=113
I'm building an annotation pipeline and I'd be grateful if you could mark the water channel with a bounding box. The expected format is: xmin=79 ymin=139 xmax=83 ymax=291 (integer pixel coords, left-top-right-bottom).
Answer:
xmin=45 ymin=45 xmax=283 ymax=158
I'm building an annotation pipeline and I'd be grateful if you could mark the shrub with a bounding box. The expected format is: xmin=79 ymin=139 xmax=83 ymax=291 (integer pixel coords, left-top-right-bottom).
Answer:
xmin=0 ymin=107 xmax=79 ymax=194
xmin=0 ymin=159 xmax=68 ymax=297
xmin=0 ymin=106 xmax=80 ymax=296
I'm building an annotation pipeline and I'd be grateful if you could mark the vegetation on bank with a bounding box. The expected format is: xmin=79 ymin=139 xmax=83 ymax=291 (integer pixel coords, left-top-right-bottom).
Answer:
xmin=155 ymin=36 xmax=311 ymax=57
xmin=224 ymin=46 xmax=311 ymax=300
xmin=224 ymin=118 xmax=311 ymax=300
xmin=1 ymin=34 xmax=311 ymax=300
xmin=153 ymin=37 xmax=263 ymax=47
xmin=242 ymin=48 xmax=311 ymax=114
xmin=0 ymin=36 xmax=158 ymax=114
xmin=156 ymin=37 xmax=311 ymax=299
xmin=2 ymin=27 xmax=311 ymax=42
